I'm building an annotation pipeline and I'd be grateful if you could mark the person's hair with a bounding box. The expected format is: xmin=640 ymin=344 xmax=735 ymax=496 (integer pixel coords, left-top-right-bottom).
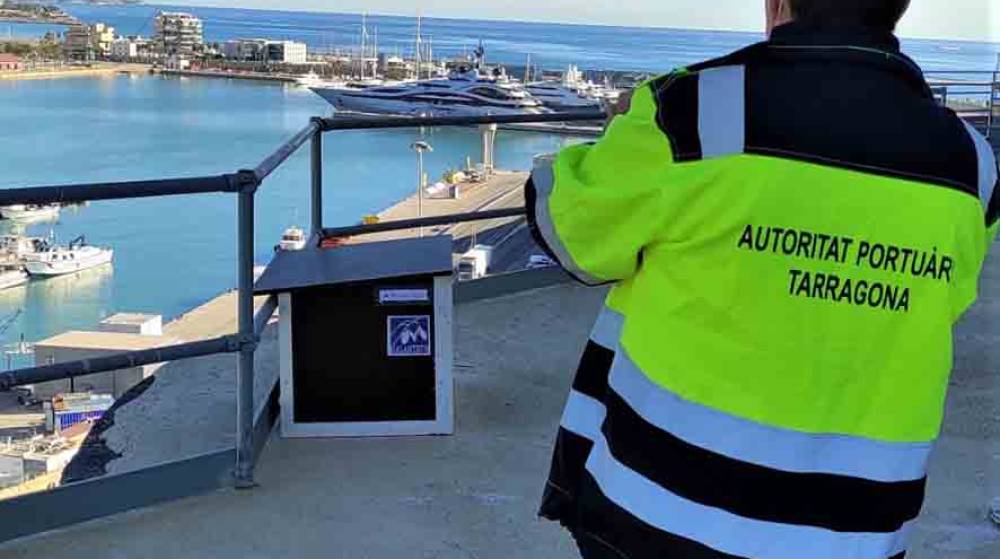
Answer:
xmin=788 ymin=0 xmax=910 ymax=30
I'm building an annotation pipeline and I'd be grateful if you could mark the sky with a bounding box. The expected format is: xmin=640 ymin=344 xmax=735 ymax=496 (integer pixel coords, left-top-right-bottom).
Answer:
xmin=150 ymin=0 xmax=999 ymax=42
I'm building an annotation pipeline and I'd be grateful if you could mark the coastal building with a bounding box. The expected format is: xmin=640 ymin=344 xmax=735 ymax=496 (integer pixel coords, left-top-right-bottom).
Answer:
xmin=32 ymin=314 xmax=176 ymax=400
xmin=267 ymin=40 xmax=307 ymax=64
xmin=163 ymin=55 xmax=191 ymax=71
xmin=222 ymin=38 xmax=308 ymax=64
xmin=63 ymin=24 xmax=94 ymax=61
xmin=63 ymin=22 xmax=115 ymax=61
xmin=0 ymin=53 xmax=22 ymax=72
xmin=155 ymin=12 xmax=203 ymax=58
xmin=92 ymin=23 xmax=115 ymax=58
xmin=110 ymin=36 xmax=153 ymax=62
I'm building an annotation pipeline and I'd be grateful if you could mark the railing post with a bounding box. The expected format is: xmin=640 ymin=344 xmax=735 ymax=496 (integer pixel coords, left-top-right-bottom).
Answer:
xmin=310 ymin=118 xmax=323 ymax=236
xmin=234 ymin=170 xmax=258 ymax=489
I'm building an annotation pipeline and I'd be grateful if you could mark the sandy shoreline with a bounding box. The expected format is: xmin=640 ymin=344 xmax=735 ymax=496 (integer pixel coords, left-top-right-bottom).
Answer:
xmin=0 ymin=63 xmax=151 ymax=81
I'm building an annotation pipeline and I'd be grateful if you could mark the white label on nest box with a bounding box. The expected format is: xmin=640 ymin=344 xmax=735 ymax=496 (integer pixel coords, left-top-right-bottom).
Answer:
xmin=379 ymin=289 xmax=430 ymax=304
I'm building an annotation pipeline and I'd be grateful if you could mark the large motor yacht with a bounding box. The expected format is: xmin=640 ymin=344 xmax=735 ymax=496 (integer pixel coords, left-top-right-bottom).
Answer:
xmin=312 ymin=67 xmax=543 ymax=117
xmin=312 ymin=44 xmax=544 ymax=118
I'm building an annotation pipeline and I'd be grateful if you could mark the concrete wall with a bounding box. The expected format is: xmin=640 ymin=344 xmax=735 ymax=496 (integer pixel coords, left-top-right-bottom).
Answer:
xmin=32 ymin=346 xmax=162 ymax=400
xmin=0 ymin=454 xmax=23 ymax=489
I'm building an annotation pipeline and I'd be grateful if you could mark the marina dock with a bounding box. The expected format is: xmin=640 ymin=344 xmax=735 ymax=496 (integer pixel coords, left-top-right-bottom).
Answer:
xmin=156 ymin=68 xmax=298 ymax=84
xmin=362 ymin=171 xmax=527 ymax=243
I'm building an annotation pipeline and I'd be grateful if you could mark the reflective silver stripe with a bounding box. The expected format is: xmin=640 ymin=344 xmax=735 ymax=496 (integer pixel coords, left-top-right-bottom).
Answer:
xmin=962 ymin=121 xmax=999 ymax=211
xmin=562 ymin=389 xmax=912 ymax=558
xmin=609 ymin=350 xmax=932 ymax=482
xmin=585 ymin=432 xmax=913 ymax=559
xmin=697 ymin=66 xmax=746 ymax=158
xmin=530 ymin=161 xmax=603 ymax=285
xmin=561 ymin=390 xmax=606 ymax=441
xmin=589 ymin=305 xmax=625 ymax=349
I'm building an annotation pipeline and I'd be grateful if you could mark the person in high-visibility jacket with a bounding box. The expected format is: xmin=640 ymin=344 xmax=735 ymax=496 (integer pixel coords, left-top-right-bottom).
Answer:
xmin=527 ymin=0 xmax=999 ymax=557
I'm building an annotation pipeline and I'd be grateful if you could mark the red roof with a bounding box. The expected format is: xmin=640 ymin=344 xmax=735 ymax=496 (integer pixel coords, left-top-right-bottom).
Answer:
xmin=0 ymin=54 xmax=22 ymax=63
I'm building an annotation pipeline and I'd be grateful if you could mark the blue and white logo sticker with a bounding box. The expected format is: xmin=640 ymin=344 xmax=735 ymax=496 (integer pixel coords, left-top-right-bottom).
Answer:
xmin=387 ymin=315 xmax=432 ymax=357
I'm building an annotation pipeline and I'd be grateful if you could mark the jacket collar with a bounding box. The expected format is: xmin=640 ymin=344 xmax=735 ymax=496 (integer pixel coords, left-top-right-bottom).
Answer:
xmin=764 ymin=21 xmax=929 ymax=97
xmin=768 ymin=21 xmax=901 ymax=53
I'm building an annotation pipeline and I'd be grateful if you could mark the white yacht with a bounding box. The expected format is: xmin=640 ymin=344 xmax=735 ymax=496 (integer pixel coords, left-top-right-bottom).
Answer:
xmin=527 ymin=65 xmax=621 ymax=111
xmin=525 ymin=82 xmax=603 ymax=111
xmin=296 ymin=71 xmax=347 ymax=89
xmin=277 ymin=226 xmax=307 ymax=251
xmin=0 ymin=204 xmax=60 ymax=222
xmin=312 ymin=64 xmax=544 ymax=117
xmin=0 ymin=264 xmax=28 ymax=290
xmin=23 ymin=236 xmax=113 ymax=278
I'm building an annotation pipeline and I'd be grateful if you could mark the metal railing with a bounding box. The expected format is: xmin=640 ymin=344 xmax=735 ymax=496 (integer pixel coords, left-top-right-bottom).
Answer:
xmin=925 ymin=70 xmax=999 ymax=140
xmin=0 ymin=109 xmax=606 ymax=490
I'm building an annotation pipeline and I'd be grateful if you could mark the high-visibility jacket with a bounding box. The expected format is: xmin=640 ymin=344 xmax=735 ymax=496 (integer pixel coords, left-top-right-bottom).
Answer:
xmin=528 ymin=22 xmax=999 ymax=559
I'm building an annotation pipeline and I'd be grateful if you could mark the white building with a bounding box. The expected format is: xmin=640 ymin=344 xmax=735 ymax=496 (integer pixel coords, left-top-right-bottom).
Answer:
xmin=110 ymin=36 xmax=152 ymax=61
xmin=155 ymin=12 xmax=203 ymax=57
xmin=222 ymin=38 xmax=308 ymax=64
xmin=267 ymin=40 xmax=307 ymax=64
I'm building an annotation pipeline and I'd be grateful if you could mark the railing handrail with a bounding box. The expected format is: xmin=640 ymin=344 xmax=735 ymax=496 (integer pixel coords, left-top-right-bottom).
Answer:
xmin=0 ymin=173 xmax=252 ymax=207
xmin=318 ymin=110 xmax=606 ymax=131
xmin=0 ymin=111 xmax=606 ymax=205
xmin=0 ymin=111 xmax=602 ymax=386
xmin=320 ymin=207 xmax=527 ymax=238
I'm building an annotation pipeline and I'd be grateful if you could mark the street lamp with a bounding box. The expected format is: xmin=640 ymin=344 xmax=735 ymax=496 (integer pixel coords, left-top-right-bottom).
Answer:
xmin=410 ymin=140 xmax=433 ymax=237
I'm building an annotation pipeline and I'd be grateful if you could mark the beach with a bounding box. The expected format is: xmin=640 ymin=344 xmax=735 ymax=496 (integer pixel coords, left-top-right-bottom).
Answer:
xmin=0 ymin=62 xmax=150 ymax=81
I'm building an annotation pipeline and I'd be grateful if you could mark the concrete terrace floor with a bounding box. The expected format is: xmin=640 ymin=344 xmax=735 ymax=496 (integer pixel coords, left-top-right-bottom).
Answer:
xmin=1 ymin=258 xmax=999 ymax=557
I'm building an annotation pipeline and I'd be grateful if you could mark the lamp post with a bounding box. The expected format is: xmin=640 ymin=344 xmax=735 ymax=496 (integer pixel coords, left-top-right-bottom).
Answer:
xmin=410 ymin=140 xmax=433 ymax=237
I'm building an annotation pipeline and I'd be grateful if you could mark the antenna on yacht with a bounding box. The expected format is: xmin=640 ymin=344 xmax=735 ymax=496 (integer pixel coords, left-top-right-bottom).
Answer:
xmin=473 ymin=40 xmax=485 ymax=72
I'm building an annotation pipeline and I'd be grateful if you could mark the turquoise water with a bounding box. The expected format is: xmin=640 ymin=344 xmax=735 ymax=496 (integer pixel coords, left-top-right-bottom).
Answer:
xmin=0 ymin=74 xmax=577 ymax=361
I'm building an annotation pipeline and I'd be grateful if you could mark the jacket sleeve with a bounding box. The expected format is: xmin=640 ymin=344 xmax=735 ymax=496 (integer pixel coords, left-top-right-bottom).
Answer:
xmin=985 ymin=171 xmax=1000 ymax=250
xmin=526 ymin=82 xmax=675 ymax=285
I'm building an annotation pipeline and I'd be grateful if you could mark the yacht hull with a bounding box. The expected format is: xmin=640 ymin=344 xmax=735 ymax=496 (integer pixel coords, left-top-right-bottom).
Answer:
xmin=312 ymin=88 xmax=546 ymax=118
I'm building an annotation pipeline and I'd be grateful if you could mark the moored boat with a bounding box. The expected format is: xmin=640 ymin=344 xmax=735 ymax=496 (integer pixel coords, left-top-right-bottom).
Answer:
xmin=23 ymin=236 xmax=113 ymax=278
xmin=0 ymin=264 xmax=28 ymax=290
xmin=277 ymin=226 xmax=307 ymax=251
xmin=0 ymin=204 xmax=60 ymax=222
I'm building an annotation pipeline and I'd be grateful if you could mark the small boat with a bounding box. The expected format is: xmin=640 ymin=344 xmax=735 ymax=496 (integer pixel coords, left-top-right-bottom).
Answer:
xmin=23 ymin=235 xmax=113 ymax=277
xmin=0 ymin=264 xmax=28 ymax=290
xmin=0 ymin=204 xmax=60 ymax=222
xmin=277 ymin=226 xmax=307 ymax=251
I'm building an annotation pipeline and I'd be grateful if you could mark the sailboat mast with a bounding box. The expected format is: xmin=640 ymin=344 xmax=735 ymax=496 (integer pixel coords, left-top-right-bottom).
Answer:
xmin=415 ymin=14 xmax=423 ymax=80
xmin=360 ymin=13 xmax=368 ymax=79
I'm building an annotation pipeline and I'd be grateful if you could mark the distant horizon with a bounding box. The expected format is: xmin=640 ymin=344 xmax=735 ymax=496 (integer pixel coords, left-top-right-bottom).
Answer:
xmin=140 ymin=0 xmax=1000 ymax=44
